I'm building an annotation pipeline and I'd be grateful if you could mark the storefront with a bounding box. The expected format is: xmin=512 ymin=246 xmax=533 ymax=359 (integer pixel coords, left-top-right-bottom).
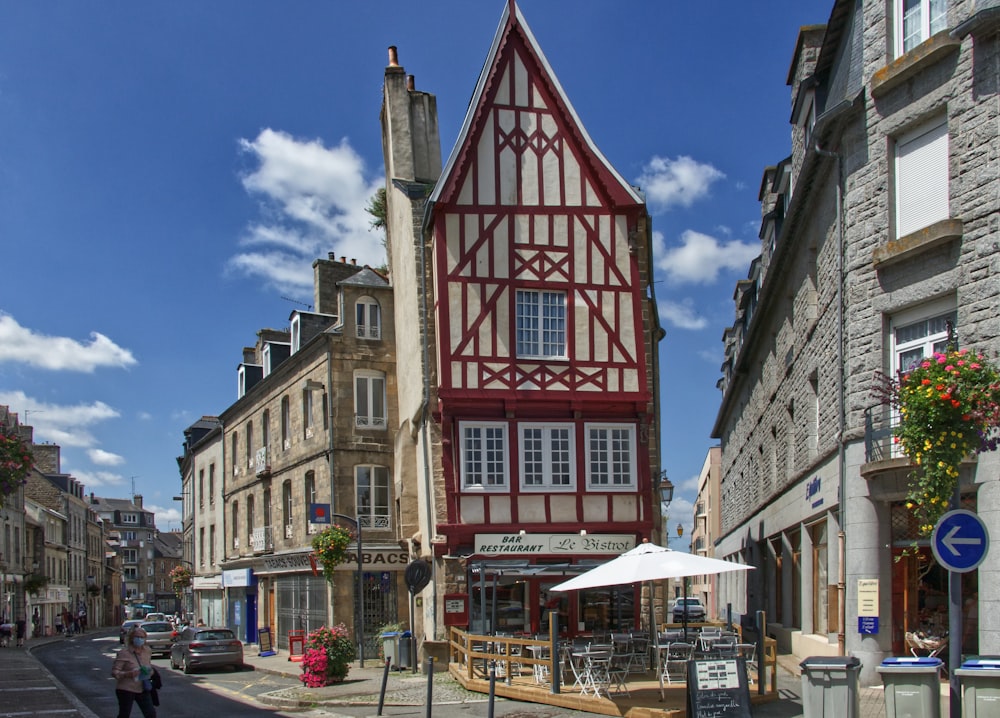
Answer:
xmin=222 ymin=568 xmax=257 ymax=644
xmin=463 ymin=532 xmax=641 ymax=638
xmin=192 ymin=574 xmax=224 ymax=627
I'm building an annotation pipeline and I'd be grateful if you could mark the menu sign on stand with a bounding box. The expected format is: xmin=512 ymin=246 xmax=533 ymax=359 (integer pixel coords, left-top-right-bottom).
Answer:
xmin=686 ymin=658 xmax=752 ymax=718
xmin=257 ymin=627 xmax=276 ymax=657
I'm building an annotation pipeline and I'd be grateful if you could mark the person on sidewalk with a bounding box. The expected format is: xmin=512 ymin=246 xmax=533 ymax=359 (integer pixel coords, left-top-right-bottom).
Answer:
xmin=111 ymin=625 xmax=157 ymax=718
xmin=15 ymin=618 xmax=26 ymax=648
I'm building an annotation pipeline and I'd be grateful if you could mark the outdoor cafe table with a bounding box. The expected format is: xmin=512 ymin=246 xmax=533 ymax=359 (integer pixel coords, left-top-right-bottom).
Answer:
xmin=571 ymin=648 xmax=612 ymax=696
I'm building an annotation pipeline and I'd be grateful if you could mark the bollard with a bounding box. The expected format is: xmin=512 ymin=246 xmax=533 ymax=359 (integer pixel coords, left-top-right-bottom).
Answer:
xmin=377 ymin=658 xmax=390 ymax=716
xmin=425 ymin=656 xmax=435 ymax=718
xmin=488 ymin=662 xmax=496 ymax=718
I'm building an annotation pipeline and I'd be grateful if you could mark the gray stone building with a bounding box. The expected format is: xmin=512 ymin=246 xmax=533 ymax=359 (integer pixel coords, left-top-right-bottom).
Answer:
xmin=89 ymin=495 xmax=157 ymax=609
xmin=218 ymin=256 xmax=402 ymax=655
xmin=712 ymin=0 xmax=1000 ymax=684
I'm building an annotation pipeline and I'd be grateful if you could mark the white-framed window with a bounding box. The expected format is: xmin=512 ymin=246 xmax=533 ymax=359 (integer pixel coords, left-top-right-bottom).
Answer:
xmin=891 ymin=301 xmax=956 ymax=375
xmin=355 ymin=371 xmax=387 ymax=429
xmin=356 ymin=297 xmax=382 ymax=340
xmin=585 ymin=424 xmax=637 ymax=490
xmin=291 ymin=314 xmax=302 ymax=353
xmin=895 ymin=116 xmax=949 ymax=239
xmin=896 ymin=0 xmax=947 ymax=56
xmin=121 ymin=513 xmax=138 ymax=524
xmin=303 ymin=389 xmax=315 ymax=439
xmin=461 ymin=422 xmax=508 ymax=490
xmin=519 ymin=423 xmax=575 ymax=490
xmin=356 ymin=465 xmax=391 ymax=529
xmin=281 ymin=396 xmax=290 ymax=450
xmin=282 ymin=480 xmax=293 ymax=534
xmin=516 ymin=289 xmax=566 ymax=358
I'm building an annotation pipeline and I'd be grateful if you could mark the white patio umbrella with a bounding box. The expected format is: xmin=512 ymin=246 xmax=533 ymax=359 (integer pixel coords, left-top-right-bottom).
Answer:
xmin=550 ymin=540 xmax=754 ymax=698
xmin=549 ymin=541 xmax=753 ymax=592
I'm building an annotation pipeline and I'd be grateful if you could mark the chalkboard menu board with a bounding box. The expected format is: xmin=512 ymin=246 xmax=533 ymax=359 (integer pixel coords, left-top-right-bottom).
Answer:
xmin=686 ymin=658 xmax=752 ymax=718
xmin=257 ymin=627 xmax=276 ymax=657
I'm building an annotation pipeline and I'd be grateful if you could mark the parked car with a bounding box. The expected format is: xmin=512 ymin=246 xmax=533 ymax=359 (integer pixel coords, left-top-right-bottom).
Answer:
xmin=144 ymin=612 xmax=167 ymax=623
xmin=139 ymin=621 xmax=175 ymax=657
xmin=170 ymin=626 xmax=244 ymax=674
xmin=119 ymin=619 xmax=144 ymax=644
xmin=672 ymin=597 xmax=707 ymax=622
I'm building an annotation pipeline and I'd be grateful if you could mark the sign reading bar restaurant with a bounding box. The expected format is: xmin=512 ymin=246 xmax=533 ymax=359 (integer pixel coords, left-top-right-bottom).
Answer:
xmin=475 ymin=533 xmax=635 ymax=556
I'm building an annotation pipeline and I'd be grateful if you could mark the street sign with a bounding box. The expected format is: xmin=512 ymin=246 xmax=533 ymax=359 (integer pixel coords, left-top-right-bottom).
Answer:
xmin=931 ymin=509 xmax=989 ymax=573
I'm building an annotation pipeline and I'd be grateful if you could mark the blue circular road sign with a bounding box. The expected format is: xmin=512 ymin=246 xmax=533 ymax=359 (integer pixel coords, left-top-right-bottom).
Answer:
xmin=931 ymin=509 xmax=989 ymax=573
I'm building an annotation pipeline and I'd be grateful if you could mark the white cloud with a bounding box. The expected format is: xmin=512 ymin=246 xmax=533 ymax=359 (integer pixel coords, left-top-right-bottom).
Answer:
xmin=88 ymin=448 xmax=125 ymax=466
xmin=68 ymin=469 xmax=126 ymax=489
xmin=658 ymin=299 xmax=708 ymax=331
xmin=656 ymin=229 xmax=758 ymax=286
xmin=230 ymin=129 xmax=385 ymax=295
xmin=636 ymin=155 xmax=725 ymax=211
xmin=146 ymin=504 xmax=182 ymax=531
xmin=0 ymin=390 xmax=120 ymax=448
xmin=0 ymin=313 xmax=137 ymax=372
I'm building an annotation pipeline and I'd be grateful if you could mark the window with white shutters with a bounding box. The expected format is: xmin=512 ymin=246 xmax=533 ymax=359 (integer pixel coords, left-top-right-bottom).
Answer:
xmin=895 ymin=117 xmax=948 ymax=239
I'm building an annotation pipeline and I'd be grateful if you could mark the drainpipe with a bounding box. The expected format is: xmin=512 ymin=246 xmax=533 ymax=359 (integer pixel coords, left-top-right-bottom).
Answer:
xmin=419 ymin=200 xmax=438 ymax=639
xmin=816 ymin=142 xmax=845 ymax=654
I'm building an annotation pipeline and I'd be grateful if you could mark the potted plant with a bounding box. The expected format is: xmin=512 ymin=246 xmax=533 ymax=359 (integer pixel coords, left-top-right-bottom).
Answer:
xmin=169 ymin=565 xmax=192 ymax=597
xmin=298 ymin=624 xmax=356 ymax=686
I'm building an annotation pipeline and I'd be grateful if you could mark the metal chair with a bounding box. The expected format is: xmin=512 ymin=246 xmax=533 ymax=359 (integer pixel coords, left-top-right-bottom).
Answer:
xmin=661 ymin=642 xmax=693 ymax=685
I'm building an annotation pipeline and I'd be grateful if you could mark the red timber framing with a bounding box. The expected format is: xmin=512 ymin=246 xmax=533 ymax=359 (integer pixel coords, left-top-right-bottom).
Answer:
xmin=427 ymin=3 xmax=659 ymax=555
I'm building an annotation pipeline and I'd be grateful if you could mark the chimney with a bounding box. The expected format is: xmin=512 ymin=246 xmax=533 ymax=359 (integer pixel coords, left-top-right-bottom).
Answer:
xmin=134 ymin=494 xmax=143 ymax=508
xmin=328 ymin=252 xmax=335 ymax=260
xmin=351 ymin=258 xmax=357 ymax=266
xmin=388 ymin=46 xmax=399 ymax=67
xmin=341 ymin=256 xmax=346 ymax=263
xmin=407 ymin=75 xmax=415 ymax=92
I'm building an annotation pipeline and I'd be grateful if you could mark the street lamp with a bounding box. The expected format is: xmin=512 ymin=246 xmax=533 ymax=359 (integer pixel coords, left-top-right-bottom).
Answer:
xmin=655 ymin=471 xmax=674 ymax=507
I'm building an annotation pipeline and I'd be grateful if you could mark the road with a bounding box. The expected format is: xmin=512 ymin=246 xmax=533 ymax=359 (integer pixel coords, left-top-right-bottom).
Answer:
xmin=32 ymin=633 xmax=307 ymax=718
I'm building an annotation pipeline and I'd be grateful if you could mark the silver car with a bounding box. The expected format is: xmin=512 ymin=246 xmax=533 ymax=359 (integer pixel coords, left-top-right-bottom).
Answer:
xmin=169 ymin=626 xmax=244 ymax=674
xmin=139 ymin=620 xmax=175 ymax=657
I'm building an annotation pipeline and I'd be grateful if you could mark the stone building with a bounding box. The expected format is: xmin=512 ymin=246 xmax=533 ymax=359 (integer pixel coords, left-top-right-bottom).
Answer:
xmin=218 ymin=256 xmax=401 ymax=655
xmin=712 ymin=0 xmax=1000 ymax=684
xmin=89 ymin=495 xmax=157 ymax=608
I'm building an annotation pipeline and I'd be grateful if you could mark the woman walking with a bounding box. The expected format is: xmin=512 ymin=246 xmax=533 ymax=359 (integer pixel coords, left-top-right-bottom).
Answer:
xmin=111 ymin=625 xmax=156 ymax=718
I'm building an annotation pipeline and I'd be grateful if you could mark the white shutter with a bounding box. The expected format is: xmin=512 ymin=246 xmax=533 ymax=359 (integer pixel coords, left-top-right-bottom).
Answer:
xmin=895 ymin=118 xmax=949 ymax=238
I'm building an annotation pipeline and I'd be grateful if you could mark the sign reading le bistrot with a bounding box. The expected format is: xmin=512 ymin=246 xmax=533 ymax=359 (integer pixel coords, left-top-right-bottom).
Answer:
xmin=686 ymin=658 xmax=752 ymax=718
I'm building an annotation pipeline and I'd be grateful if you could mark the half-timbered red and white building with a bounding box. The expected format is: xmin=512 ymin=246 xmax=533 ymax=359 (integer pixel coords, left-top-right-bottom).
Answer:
xmin=382 ymin=1 xmax=663 ymax=653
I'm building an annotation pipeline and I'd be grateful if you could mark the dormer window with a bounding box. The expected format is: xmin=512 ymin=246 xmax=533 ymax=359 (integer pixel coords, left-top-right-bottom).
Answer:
xmin=356 ymin=298 xmax=381 ymax=340
xmin=291 ymin=314 xmax=302 ymax=353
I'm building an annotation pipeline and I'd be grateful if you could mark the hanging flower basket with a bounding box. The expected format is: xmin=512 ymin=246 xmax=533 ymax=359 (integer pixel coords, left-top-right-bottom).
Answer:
xmin=311 ymin=524 xmax=355 ymax=582
xmin=881 ymin=349 xmax=1000 ymax=536
xmin=24 ymin=574 xmax=48 ymax=596
xmin=0 ymin=429 xmax=34 ymax=509
xmin=169 ymin=565 xmax=192 ymax=597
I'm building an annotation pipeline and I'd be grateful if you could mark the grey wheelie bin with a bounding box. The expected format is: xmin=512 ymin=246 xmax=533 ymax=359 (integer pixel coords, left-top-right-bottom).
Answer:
xmin=380 ymin=631 xmax=399 ymax=668
xmin=877 ymin=656 xmax=943 ymax=718
xmin=955 ymin=657 xmax=1000 ymax=717
xmin=800 ymin=655 xmax=861 ymax=718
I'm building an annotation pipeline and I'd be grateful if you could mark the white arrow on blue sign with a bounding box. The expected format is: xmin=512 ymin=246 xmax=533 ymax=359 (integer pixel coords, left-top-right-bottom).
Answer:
xmin=931 ymin=509 xmax=989 ymax=573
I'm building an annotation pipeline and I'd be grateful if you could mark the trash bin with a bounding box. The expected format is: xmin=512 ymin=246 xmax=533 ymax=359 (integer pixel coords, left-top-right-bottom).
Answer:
xmin=380 ymin=632 xmax=399 ymax=668
xmin=399 ymin=630 xmax=412 ymax=669
xmin=877 ymin=656 xmax=942 ymax=718
xmin=799 ymin=655 xmax=861 ymax=718
xmin=955 ymin=657 xmax=1000 ymax=717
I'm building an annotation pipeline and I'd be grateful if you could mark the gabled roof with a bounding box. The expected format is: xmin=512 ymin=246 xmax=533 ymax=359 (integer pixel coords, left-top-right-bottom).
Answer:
xmin=429 ymin=1 xmax=642 ymax=208
xmin=339 ymin=266 xmax=390 ymax=288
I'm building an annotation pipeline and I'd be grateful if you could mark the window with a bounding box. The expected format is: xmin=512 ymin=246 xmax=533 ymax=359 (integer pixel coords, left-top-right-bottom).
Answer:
xmin=356 ymin=297 xmax=382 ymax=340
xmin=263 ymin=488 xmax=272 ymax=528
xmin=895 ymin=117 xmax=949 ymax=239
xmin=121 ymin=513 xmax=138 ymax=524
xmin=516 ymin=290 xmax=566 ymax=358
xmin=209 ymin=464 xmax=215 ymax=504
xmin=305 ymin=471 xmax=318 ymax=534
xmin=232 ymin=502 xmax=239 ymax=549
xmin=461 ymin=422 xmax=508 ymax=489
xmin=281 ymin=396 xmax=290 ymax=450
xmin=519 ymin=424 xmax=574 ymax=490
xmin=356 ymin=465 xmax=390 ymax=528
xmin=209 ymin=525 xmax=215 ymax=569
xmin=355 ymin=371 xmax=387 ymax=429
xmin=291 ymin=314 xmax=302 ymax=352
xmin=892 ymin=303 xmax=956 ymax=374
xmin=897 ymin=0 xmax=947 ymax=56
xmin=246 ymin=421 xmax=254 ymax=469
xmin=586 ymin=424 xmax=636 ymax=489
xmin=246 ymin=495 xmax=255 ymax=541
xmin=232 ymin=431 xmax=239 ymax=475
xmin=303 ymin=389 xmax=315 ymax=438
xmin=282 ymin=480 xmax=293 ymax=533
xmin=199 ymin=527 xmax=205 ymax=566
xmin=261 ymin=410 xmax=270 ymax=451
xmin=198 ymin=469 xmax=205 ymax=509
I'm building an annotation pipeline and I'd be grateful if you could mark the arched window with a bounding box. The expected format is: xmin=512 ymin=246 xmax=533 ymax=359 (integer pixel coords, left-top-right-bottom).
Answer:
xmin=282 ymin=480 xmax=293 ymax=538
xmin=232 ymin=501 xmax=239 ymax=550
xmin=231 ymin=431 xmax=239 ymax=476
xmin=304 ymin=471 xmax=317 ymax=534
xmin=246 ymin=495 xmax=255 ymax=544
xmin=245 ymin=422 xmax=253 ymax=470
xmin=281 ymin=396 xmax=290 ymax=450
xmin=356 ymin=297 xmax=381 ymax=340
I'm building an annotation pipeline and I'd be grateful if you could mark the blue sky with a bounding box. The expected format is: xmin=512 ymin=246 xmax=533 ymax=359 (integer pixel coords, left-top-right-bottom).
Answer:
xmin=0 ymin=1 xmax=831 ymax=540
